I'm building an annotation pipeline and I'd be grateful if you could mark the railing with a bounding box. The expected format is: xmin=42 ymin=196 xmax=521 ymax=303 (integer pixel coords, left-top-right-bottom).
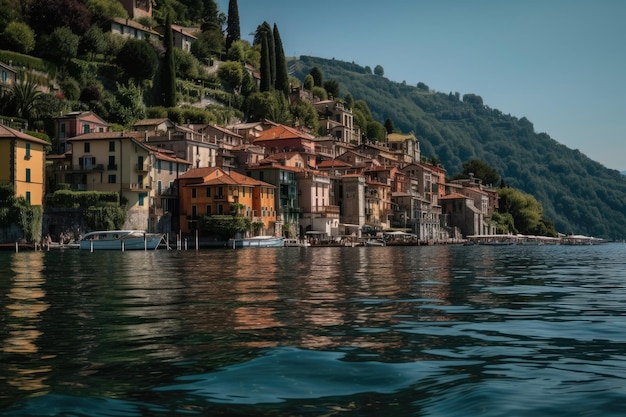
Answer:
xmin=123 ymin=183 xmax=150 ymax=191
xmin=311 ymin=205 xmax=340 ymax=218
xmin=72 ymin=164 xmax=104 ymax=172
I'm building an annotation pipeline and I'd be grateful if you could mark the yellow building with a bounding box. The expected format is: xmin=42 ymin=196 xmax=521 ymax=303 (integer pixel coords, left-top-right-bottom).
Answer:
xmin=67 ymin=132 xmax=153 ymax=230
xmin=0 ymin=125 xmax=48 ymax=206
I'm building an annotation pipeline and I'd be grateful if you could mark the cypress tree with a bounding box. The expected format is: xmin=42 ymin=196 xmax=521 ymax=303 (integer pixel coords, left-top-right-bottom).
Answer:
xmin=225 ymin=0 xmax=240 ymax=51
xmin=259 ymin=33 xmax=271 ymax=92
xmin=163 ymin=13 xmax=176 ymax=107
xmin=255 ymin=22 xmax=276 ymax=88
xmin=273 ymin=23 xmax=289 ymax=96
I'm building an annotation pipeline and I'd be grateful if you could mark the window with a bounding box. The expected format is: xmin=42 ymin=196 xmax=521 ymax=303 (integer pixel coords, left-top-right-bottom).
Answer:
xmin=108 ymin=175 xmax=116 ymax=183
xmin=84 ymin=142 xmax=90 ymax=153
xmin=25 ymin=168 xmax=31 ymax=183
xmin=205 ymin=187 xmax=211 ymax=197
xmin=138 ymin=193 xmax=146 ymax=206
xmin=157 ymin=180 xmax=162 ymax=194
xmin=109 ymin=141 xmax=115 ymax=152
xmin=138 ymin=175 xmax=143 ymax=188
xmin=218 ymin=204 xmax=224 ymax=214
xmin=191 ymin=188 xmax=197 ymax=198
xmin=169 ymin=162 xmax=173 ymax=174
xmin=191 ymin=205 xmax=197 ymax=217
xmin=25 ymin=143 xmax=31 ymax=159
xmin=108 ymin=155 xmax=116 ymax=169
xmin=83 ymin=123 xmax=90 ymax=133
xmin=206 ymin=205 xmax=211 ymax=215
xmin=25 ymin=192 xmax=30 ymax=204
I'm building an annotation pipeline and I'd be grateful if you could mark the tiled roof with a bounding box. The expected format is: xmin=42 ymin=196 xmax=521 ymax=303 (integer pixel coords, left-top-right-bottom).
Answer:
xmin=0 ymin=125 xmax=50 ymax=146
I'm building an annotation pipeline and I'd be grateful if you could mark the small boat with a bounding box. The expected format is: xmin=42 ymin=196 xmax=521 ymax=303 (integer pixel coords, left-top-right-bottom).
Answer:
xmin=364 ymin=238 xmax=386 ymax=246
xmin=228 ymin=236 xmax=285 ymax=248
xmin=284 ymin=238 xmax=311 ymax=247
xmin=79 ymin=230 xmax=164 ymax=251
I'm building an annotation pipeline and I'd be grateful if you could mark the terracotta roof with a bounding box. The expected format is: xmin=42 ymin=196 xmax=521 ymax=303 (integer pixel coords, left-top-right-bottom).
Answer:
xmin=254 ymin=124 xmax=315 ymax=141
xmin=316 ymin=159 xmax=353 ymax=168
xmin=68 ymin=131 xmax=145 ymax=141
xmin=0 ymin=125 xmax=50 ymax=146
xmin=112 ymin=17 xmax=161 ymax=36
xmin=171 ymin=24 xmax=198 ymax=39
xmin=181 ymin=167 xmax=274 ymax=188
xmin=133 ymin=118 xmax=172 ymax=127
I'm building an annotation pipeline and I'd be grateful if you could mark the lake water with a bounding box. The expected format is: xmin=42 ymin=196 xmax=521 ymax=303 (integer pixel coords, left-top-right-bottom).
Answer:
xmin=1 ymin=243 xmax=626 ymax=416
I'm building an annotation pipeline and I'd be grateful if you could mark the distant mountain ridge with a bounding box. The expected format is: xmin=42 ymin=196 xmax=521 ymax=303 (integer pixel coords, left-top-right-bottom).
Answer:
xmin=291 ymin=56 xmax=626 ymax=239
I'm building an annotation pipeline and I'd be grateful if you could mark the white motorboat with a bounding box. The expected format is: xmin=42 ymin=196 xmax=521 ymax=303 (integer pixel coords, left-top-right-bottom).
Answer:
xmin=79 ymin=230 xmax=164 ymax=251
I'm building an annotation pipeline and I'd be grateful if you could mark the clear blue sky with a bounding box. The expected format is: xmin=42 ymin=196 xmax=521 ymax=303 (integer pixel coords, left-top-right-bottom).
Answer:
xmin=217 ymin=1 xmax=626 ymax=171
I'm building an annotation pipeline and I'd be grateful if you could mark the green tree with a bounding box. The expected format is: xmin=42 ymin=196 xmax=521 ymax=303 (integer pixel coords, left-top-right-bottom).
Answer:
xmin=116 ymin=39 xmax=159 ymax=83
xmin=384 ymin=118 xmax=394 ymax=134
xmin=80 ymin=25 xmax=109 ymax=60
xmin=225 ymin=0 xmax=240 ymax=51
xmin=303 ymin=74 xmax=314 ymax=90
xmin=162 ymin=13 xmax=177 ymax=107
xmin=291 ymin=100 xmax=320 ymax=133
xmin=9 ymin=72 xmax=43 ymax=121
xmin=344 ymin=93 xmax=354 ymax=109
xmin=311 ymin=86 xmax=327 ymax=101
xmin=46 ymin=26 xmax=80 ymax=62
xmin=374 ymin=64 xmax=384 ymax=76
xmin=85 ymin=0 xmax=128 ymax=25
xmin=497 ymin=187 xmax=546 ymax=235
xmin=309 ymin=66 xmax=322 ymax=87
xmin=217 ymin=61 xmax=244 ymax=92
xmin=366 ymin=120 xmax=387 ymax=142
xmin=255 ymin=21 xmax=275 ymax=89
xmin=458 ymin=159 xmax=500 ymax=185
xmin=273 ymin=23 xmax=289 ymax=96
xmin=225 ymin=39 xmax=246 ymax=62
xmin=323 ymin=80 xmax=339 ymax=100
xmin=1 ymin=22 xmax=35 ymax=53
xmin=29 ymin=0 xmax=92 ymax=35
xmin=258 ymin=32 xmax=271 ymax=92
xmin=247 ymin=90 xmax=290 ymax=123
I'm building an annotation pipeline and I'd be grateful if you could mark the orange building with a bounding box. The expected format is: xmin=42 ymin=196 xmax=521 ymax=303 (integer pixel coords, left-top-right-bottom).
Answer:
xmin=177 ymin=167 xmax=277 ymax=235
xmin=0 ymin=125 xmax=48 ymax=206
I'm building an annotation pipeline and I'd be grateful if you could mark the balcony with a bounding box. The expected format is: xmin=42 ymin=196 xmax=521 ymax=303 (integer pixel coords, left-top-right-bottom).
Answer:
xmin=311 ymin=205 xmax=340 ymax=218
xmin=123 ymin=183 xmax=150 ymax=191
xmin=72 ymin=164 xmax=104 ymax=172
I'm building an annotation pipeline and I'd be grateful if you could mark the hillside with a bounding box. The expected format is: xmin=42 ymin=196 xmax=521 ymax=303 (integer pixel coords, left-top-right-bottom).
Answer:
xmin=292 ymin=56 xmax=626 ymax=240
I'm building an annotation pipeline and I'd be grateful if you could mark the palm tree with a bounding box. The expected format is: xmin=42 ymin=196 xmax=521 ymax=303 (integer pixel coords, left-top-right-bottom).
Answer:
xmin=11 ymin=72 xmax=43 ymax=121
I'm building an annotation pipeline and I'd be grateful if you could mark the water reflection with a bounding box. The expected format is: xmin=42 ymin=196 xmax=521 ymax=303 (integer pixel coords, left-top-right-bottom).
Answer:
xmin=2 ymin=245 xmax=626 ymax=416
xmin=2 ymin=252 xmax=50 ymax=396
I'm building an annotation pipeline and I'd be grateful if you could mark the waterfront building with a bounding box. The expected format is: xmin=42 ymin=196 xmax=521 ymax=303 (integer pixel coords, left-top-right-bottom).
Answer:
xmin=177 ymin=167 xmax=278 ymax=236
xmin=246 ymin=155 xmax=305 ymax=238
xmin=0 ymin=124 xmax=48 ymax=206
xmin=66 ymin=131 xmax=153 ymax=230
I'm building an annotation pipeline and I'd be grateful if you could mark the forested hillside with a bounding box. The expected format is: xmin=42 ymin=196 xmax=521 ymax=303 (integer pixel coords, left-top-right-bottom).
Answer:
xmin=292 ymin=56 xmax=626 ymax=240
